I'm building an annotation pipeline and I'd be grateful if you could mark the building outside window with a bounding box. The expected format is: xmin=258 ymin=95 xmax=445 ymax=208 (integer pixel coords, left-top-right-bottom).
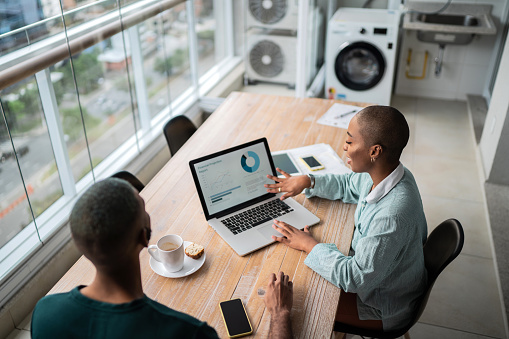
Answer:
xmin=0 ymin=76 xmax=62 ymax=249
xmin=0 ymin=0 xmax=239 ymax=304
xmin=143 ymin=4 xmax=192 ymax=118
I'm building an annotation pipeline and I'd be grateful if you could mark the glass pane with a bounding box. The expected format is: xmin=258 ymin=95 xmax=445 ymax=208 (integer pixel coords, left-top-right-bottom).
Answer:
xmin=195 ymin=0 xmax=226 ymax=77
xmin=0 ymin=0 xmax=65 ymax=56
xmin=51 ymin=55 xmax=94 ymax=183
xmin=119 ymin=0 xmax=140 ymax=8
xmin=343 ymin=48 xmax=380 ymax=84
xmin=0 ymin=77 xmax=63 ymax=247
xmin=233 ymin=0 xmax=245 ymax=57
xmin=60 ymin=0 xmax=117 ymax=31
xmin=142 ymin=15 xmax=172 ymax=117
xmin=141 ymin=5 xmax=192 ymax=118
xmin=53 ymin=33 xmax=137 ymax=180
xmin=0 ymin=0 xmax=122 ymax=57
xmin=164 ymin=5 xmax=192 ymax=103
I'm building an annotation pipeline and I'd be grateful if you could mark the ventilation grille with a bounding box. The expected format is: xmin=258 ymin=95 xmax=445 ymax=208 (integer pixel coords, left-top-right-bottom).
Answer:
xmin=249 ymin=40 xmax=285 ymax=78
xmin=249 ymin=0 xmax=288 ymax=25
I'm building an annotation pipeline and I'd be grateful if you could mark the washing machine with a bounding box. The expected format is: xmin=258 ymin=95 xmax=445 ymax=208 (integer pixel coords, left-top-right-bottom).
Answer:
xmin=325 ymin=8 xmax=401 ymax=105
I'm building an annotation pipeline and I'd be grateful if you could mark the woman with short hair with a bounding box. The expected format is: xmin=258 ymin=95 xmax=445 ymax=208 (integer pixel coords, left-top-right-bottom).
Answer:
xmin=264 ymin=106 xmax=427 ymax=331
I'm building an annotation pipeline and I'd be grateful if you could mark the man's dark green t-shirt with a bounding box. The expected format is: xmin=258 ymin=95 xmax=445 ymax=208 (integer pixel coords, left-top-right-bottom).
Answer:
xmin=31 ymin=286 xmax=219 ymax=339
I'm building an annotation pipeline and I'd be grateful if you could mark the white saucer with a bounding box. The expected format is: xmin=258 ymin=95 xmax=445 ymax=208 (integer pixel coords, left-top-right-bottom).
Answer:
xmin=149 ymin=241 xmax=206 ymax=278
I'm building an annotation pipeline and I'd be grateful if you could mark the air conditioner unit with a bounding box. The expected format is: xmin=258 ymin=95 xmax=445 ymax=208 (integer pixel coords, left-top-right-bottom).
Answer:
xmin=246 ymin=7 xmax=322 ymax=87
xmin=247 ymin=0 xmax=299 ymax=31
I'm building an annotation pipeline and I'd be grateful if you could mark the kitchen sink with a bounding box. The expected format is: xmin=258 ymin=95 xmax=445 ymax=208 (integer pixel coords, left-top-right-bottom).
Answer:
xmin=410 ymin=13 xmax=480 ymax=44
xmin=412 ymin=13 xmax=479 ymax=27
xmin=403 ymin=2 xmax=497 ymax=39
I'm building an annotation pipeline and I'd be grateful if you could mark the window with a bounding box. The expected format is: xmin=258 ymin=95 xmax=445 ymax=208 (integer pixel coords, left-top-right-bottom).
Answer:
xmin=196 ymin=0 xmax=223 ymax=77
xmin=0 ymin=76 xmax=63 ymax=248
xmin=142 ymin=4 xmax=193 ymax=118
xmin=0 ymin=75 xmax=62 ymax=278
xmin=0 ymin=0 xmax=239 ymax=302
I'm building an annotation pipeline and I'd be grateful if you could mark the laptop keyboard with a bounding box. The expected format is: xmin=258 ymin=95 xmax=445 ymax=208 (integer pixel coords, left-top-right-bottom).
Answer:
xmin=221 ymin=199 xmax=294 ymax=235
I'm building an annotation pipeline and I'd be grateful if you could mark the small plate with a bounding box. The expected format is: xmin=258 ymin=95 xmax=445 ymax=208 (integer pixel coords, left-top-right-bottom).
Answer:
xmin=149 ymin=241 xmax=206 ymax=278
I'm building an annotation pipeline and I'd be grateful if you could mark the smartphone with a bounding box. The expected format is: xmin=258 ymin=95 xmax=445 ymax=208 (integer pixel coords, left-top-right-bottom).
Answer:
xmin=219 ymin=298 xmax=253 ymax=338
xmin=300 ymin=155 xmax=325 ymax=171
xmin=272 ymin=152 xmax=301 ymax=177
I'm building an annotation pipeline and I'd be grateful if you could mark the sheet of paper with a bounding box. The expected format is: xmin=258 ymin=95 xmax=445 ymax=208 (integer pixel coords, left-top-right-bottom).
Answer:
xmin=317 ymin=103 xmax=364 ymax=129
xmin=281 ymin=143 xmax=351 ymax=176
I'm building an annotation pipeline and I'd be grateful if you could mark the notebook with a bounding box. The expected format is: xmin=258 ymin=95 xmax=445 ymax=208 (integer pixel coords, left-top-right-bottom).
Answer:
xmin=189 ymin=138 xmax=320 ymax=256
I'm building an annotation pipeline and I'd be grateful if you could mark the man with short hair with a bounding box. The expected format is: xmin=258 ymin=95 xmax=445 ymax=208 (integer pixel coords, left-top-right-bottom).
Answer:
xmin=31 ymin=178 xmax=294 ymax=338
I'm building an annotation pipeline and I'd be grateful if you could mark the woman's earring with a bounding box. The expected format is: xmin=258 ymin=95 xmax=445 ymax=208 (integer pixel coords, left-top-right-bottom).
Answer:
xmin=371 ymin=157 xmax=375 ymax=163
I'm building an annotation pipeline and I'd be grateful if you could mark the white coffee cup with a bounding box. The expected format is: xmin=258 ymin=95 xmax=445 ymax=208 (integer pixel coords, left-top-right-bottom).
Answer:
xmin=148 ymin=234 xmax=184 ymax=272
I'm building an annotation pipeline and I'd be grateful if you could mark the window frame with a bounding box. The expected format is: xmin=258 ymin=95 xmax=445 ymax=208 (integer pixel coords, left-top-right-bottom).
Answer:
xmin=0 ymin=0 xmax=239 ymax=308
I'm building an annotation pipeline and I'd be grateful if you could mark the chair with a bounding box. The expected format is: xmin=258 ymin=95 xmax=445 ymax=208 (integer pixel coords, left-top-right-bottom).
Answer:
xmin=334 ymin=218 xmax=464 ymax=339
xmin=163 ymin=115 xmax=197 ymax=156
xmin=111 ymin=171 xmax=145 ymax=192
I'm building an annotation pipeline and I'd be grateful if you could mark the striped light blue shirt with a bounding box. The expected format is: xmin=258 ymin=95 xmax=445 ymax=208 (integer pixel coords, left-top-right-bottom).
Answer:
xmin=304 ymin=164 xmax=427 ymax=330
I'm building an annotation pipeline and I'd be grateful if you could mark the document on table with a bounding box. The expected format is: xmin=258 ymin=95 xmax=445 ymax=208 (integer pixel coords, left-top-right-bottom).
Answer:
xmin=278 ymin=143 xmax=351 ymax=176
xmin=317 ymin=103 xmax=364 ymax=129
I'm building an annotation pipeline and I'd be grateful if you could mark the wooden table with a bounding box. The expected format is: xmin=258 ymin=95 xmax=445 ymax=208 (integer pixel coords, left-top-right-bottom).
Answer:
xmin=50 ymin=92 xmax=368 ymax=338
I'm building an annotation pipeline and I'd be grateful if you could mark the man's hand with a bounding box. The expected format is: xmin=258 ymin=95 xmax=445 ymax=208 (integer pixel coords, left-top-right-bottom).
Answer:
xmin=264 ymin=168 xmax=311 ymax=200
xmin=265 ymin=272 xmax=293 ymax=316
xmin=265 ymin=272 xmax=293 ymax=339
xmin=272 ymin=220 xmax=319 ymax=253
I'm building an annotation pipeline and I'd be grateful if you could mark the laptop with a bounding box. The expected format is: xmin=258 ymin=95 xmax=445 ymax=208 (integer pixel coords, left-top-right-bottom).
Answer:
xmin=189 ymin=138 xmax=320 ymax=256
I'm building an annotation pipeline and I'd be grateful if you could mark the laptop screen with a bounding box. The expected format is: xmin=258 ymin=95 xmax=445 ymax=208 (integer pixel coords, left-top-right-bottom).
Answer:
xmin=189 ymin=138 xmax=276 ymax=219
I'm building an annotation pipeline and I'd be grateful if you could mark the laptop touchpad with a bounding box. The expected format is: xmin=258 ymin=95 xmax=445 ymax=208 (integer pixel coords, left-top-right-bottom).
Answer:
xmin=258 ymin=224 xmax=283 ymax=240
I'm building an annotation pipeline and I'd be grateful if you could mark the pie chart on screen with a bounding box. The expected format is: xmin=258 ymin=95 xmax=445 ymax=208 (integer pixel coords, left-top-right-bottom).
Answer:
xmin=241 ymin=151 xmax=260 ymax=173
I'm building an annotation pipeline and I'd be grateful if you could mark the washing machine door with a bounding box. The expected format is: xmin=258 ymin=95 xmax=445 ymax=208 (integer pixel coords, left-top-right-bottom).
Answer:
xmin=335 ymin=42 xmax=385 ymax=91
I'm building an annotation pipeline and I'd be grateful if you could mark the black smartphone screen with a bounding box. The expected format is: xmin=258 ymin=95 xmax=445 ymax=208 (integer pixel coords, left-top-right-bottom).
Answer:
xmin=272 ymin=153 xmax=299 ymax=174
xmin=302 ymin=156 xmax=321 ymax=167
xmin=220 ymin=299 xmax=252 ymax=337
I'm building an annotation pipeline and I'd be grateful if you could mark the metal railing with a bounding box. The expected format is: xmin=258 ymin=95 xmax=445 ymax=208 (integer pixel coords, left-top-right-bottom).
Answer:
xmin=0 ymin=0 xmax=185 ymax=91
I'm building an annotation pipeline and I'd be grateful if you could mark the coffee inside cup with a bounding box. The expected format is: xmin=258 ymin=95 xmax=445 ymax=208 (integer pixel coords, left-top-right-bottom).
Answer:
xmin=159 ymin=242 xmax=179 ymax=251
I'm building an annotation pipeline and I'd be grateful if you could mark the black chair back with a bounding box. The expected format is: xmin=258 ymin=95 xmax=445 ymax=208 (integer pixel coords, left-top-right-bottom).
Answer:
xmin=111 ymin=171 xmax=145 ymax=192
xmin=163 ymin=115 xmax=197 ymax=156
xmin=334 ymin=218 xmax=464 ymax=339
xmin=412 ymin=218 xmax=464 ymax=324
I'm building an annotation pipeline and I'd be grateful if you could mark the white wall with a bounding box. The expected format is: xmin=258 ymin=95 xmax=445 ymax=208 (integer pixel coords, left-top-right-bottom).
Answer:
xmin=395 ymin=0 xmax=507 ymax=101
xmin=479 ymin=31 xmax=509 ymax=183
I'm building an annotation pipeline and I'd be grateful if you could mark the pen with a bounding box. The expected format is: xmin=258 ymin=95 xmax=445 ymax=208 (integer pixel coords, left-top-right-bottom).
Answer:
xmin=337 ymin=110 xmax=358 ymax=118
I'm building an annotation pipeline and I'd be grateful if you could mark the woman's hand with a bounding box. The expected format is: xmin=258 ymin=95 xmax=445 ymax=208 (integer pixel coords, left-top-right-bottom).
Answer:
xmin=264 ymin=168 xmax=311 ymax=200
xmin=271 ymin=220 xmax=319 ymax=253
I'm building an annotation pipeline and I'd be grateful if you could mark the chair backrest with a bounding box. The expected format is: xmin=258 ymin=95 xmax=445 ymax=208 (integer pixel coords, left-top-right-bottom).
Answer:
xmin=412 ymin=218 xmax=465 ymax=325
xmin=163 ymin=115 xmax=197 ymax=156
xmin=111 ymin=171 xmax=145 ymax=192
xmin=332 ymin=219 xmax=464 ymax=339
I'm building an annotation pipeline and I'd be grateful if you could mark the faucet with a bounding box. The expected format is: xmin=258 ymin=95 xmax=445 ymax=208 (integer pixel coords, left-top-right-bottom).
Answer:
xmin=434 ymin=44 xmax=446 ymax=77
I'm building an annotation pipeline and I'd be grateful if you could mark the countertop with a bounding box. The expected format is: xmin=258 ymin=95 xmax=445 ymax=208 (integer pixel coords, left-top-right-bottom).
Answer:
xmin=403 ymin=2 xmax=497 ymax=35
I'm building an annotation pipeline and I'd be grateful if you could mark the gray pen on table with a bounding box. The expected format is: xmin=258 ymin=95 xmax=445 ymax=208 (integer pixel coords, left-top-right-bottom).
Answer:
xmin=337 ymin=110 xmax=358 ymax=118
